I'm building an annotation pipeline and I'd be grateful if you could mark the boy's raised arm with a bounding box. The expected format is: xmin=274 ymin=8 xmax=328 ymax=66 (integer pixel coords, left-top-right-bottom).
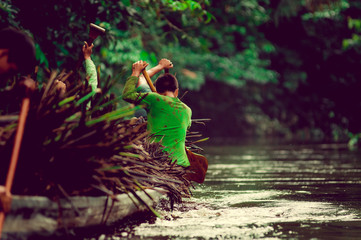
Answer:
xmin=137 ymin=58 xmax=173 ymax=87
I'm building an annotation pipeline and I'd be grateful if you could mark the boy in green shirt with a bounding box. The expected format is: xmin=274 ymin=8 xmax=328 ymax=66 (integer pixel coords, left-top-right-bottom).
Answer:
xmin=122 ymin=60 xmax=192 ymax=167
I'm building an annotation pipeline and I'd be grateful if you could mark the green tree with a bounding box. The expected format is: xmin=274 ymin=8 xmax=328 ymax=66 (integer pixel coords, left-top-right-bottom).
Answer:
xmin=3 ymin=0 xmax=361 ymax=142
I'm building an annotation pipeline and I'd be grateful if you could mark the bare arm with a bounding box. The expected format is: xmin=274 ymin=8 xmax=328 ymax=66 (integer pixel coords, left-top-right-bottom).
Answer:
xmin=83 ymin=41 xmax=94 ymax=60
xmin=137 ymin=58 xmax=173 ymax=87
xmin=123 ymin=60 xmax=150 ymax=103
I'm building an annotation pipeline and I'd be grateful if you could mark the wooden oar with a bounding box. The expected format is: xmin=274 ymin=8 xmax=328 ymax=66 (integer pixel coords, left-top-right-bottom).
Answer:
xmin=184 ymin=149 xmax=208 ymax=183
xmin=0 ymin=79 xmax=34 ymax=238
xmin=76 ymin=23 xmax=106 ymax=70
xmin=87 ymin=23 xmax=106 ymax=45
xmin=142 ymin=69 xmax=157 ymax=93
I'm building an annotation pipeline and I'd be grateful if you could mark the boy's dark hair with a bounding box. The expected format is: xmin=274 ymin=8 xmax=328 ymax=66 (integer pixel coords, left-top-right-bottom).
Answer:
xmin=0 ymin=27 xmax=36 ymax=74
xmin=154 ymin=73 xmax=178 ymax=93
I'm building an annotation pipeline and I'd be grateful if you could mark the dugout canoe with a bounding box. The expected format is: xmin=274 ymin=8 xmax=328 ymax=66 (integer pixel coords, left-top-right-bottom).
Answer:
xmin=2 ymin=188 xmax=164 ymax=240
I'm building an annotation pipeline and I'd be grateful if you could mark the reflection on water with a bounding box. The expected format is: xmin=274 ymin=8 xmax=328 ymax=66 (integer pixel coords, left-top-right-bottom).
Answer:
xmin=131 ymin=143 xmax=361 ymax=239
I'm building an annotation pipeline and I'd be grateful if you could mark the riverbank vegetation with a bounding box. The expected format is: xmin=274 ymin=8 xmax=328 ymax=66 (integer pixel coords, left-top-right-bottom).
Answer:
xmin=1 ymin=0 xmax=361 ymax=146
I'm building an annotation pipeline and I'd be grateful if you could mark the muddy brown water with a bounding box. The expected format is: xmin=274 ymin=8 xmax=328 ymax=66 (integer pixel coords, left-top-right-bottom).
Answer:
xmin=122 ymin=142 xmax=361 ymax=240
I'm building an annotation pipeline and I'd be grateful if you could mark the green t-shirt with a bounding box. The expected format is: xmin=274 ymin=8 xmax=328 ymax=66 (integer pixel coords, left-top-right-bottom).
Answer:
xmin=122 ymin=76 xmax=192 ymax=167
xmin=84 ymin=59 xmax=98 ymax=92
xmin=77 ymin=59 xmax=98 ymax=106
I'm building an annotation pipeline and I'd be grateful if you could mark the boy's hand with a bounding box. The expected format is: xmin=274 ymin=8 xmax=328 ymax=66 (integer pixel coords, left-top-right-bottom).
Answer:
xmin=82 ymin=41 xmax=94 ymax=60
xmin=0 ymin=185 xmax=11 ymax=213
xmin=158 ymin=58 xmax=173 ymax=70
xmin=55 ymin=80 xmax=66 ymax=97
xmin=18 ymin=77 xmax=36 ymax=97
xmin=131 ymin=60 xmax=149 ymax=77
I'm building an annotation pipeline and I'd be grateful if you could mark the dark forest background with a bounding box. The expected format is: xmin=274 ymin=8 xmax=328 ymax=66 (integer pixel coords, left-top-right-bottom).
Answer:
xmin=2 ymin=0 xmax=361 ymax=145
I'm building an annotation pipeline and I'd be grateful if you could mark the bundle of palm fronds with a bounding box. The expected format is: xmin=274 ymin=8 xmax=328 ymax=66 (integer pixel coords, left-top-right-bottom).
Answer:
xmin=186 ymin=118 xmax=210 ymax=153
xmin=0 ymin=69 xmax=195 ymax=209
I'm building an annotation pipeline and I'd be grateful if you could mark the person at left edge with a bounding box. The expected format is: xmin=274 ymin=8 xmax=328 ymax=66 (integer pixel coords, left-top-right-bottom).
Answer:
xmin=0 ymin=27 xmax=36 ymax=214
xmin=0 ymin=27 xmax=36 ymax=81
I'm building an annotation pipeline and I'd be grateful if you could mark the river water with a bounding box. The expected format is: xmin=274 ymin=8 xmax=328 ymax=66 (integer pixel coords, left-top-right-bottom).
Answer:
xmin=125 ymin=142 xmax=361 ymax=240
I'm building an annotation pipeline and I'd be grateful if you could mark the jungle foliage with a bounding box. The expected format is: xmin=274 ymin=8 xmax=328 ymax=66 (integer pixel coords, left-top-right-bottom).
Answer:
xmin=1 ymin=0 xmax=361 ymax=144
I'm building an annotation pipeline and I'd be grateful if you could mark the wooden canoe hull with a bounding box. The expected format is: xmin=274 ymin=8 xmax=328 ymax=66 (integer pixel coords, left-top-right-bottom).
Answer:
xmin=2 ymin=189 xmax=163 ymax=239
